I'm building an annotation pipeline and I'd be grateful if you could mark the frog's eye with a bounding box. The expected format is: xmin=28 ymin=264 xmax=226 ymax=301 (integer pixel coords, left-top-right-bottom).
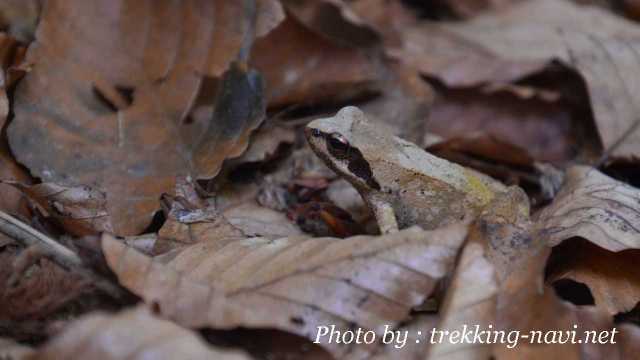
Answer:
xmin=327 ymin=132 xmax=350 ymax=158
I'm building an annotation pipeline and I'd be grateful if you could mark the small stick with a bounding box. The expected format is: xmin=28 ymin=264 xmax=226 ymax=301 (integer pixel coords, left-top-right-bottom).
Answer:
xmin=0 ymin=210 xmax=126 ymax=300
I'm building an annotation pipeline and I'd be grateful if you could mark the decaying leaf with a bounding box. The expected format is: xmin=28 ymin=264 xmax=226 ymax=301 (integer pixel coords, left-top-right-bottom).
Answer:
xmin=251 ymin=15 xmax=379 ymax=108
xmin=30 ymin=307 xmax=251 ymax=360
xmin=8 ymin=0 xmax=271 ymax=235
xmin=433 ymin=0 xmax=640 ymax=158
xmin=358 ymin=62 xmax=434 ymax=146
xmin=426 ymin=88 xmax=577 ymax=164
xmin=223 ymin=202 xmax=303 ymax=239
xmin=347 ymin=0 xmax=417 ymax=47
xmin=0 ymin=151 xmax=31 ymax=226
xmin=428 ymin=185 xmax=638 ymax=359
xmin=6 ymin=182 xmax=112 ymax=236
xmin=281 ymin=0 xmax=380 ymax=48
xmin=428 ymin=240 xmax=497 ymax=359
xmin=537 ymin=166 xmax=640 ymax=252
xmin=389 ymin=22 xmax=547 ymax=88
xmin=0 ymin=247 xmax=90 ymax=322
xmin=102 ymin=225 xmax=468 ymax=358
xmin=547 ymin=238 xmax=640 ymax=316
xmin=427 ymin=188 xmax=527 ymax=359
xmin=441 ymin=0 xmax=521 ymax=19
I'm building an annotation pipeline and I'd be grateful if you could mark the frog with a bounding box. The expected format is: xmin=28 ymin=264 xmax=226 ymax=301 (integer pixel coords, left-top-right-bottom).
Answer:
xmin=305 ymin=106 xmax=515 ymax=234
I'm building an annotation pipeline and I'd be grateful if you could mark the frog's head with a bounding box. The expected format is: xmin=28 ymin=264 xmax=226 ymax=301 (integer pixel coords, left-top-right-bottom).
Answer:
xmin=305 ymin=106 xmax=381 ymax=191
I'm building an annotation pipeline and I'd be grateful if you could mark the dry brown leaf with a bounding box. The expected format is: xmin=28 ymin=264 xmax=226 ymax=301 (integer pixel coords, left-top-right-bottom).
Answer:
xmin=230 ymin=124 xmax=295 ymax=165
xmin=442 ymin=0 xmax=522 ymax=18
xmin=6 ymin=182 xmax=112 ymax=236
xmin=256 ymin=0 xmax=286 ymax=38
xmin=428 ymin=187 xmax=638 ymax=359
xmin=223 ymin=202 xmax=304 ymax=239
xmin=0 ymin=152 xmax=30 ymax=219
xmin=433 ymin=0 xmax=640 ymax=158
xmin=547 ymin=239 xmax=640 ymax=316
xmin=0 ymin=247 xmax=90 ymax=322
xmin=428 ymin=240 xmax=497 ymax=359
xmin=347 ymin=0 xmax=417 ymax=47
xmin=251 ymin=15 xmax=379 ymax=108
xmin=389 ymin=23 xmax=547 ymax=88
xmin=427 ymin=188 xmax=529 ymax=359
xmin=150 ymin=200 xmax=244 ymax=256
xmin=0 ymin=38 xmax=31 ymax=243
xmin=30 ymin=307 xmax=251 ymax=360
xmin=427 ymin=89 xmax=576 ymax=164
xmin=536 ymin=166 xmax=640 ymax=252
xmin=102 ymin=225 xmax=468 ymax=358
xmin=281 ymin=0 xmax=380 ymax=48
xmin=8 ymin=0 xmax=273 ymax=235
xmin=358 ymin=62 xmax=434 ymax=146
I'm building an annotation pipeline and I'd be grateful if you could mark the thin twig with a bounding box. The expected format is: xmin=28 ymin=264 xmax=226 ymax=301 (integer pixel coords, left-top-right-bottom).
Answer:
xmin=0 ymin=210 xmax=127 ymax=300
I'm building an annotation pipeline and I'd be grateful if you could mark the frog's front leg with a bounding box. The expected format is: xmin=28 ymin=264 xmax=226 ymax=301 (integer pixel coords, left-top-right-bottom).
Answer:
xmin=370 ymin=200 xmax=399 ymax=234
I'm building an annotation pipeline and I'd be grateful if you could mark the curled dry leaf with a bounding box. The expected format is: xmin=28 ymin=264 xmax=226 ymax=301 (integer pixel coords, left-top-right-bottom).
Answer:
xmin=347 ymin=0 xmax=417 ymax=47
xmin=434 ymin=0 xmax=640 ymax=158
xmin=428 ymin=240 xmax=497 ymax=360
xmin=150 ymin=202 xmax=244 ymax=257
xmin=389 ymin=23 xmax=547 ymax=88
xmin=8 ymin=0 xmax=272 ymax=235
xmin=30 ymin=307 xmax=251 ymax=360
xmin=0 ymin=54 xmax=31 ymax=246
xmin=229 ymin=124 xmax=295 ymax=165
xmin=256 ymin=0 xmax=286 ymax=38
xmin=547 ymin=239 xmax=640 ymax=316
xmin=251 ymin=15 xmax=378 ymax=108
xmin=536 ymin=166 xmax=640 ymax=252
xmin=0 ymin=154 xmax=30 ymax=220
xmin=358 ymin=62 xmax=434 ymax=146
xmin=280 ymin=0 xmax=380 ymax=48
xmin=442 ymin=0 xmax=521 ymax=18
xmin=6 ymin=182 xmax=112 ymax=236
xmin=223 ymin=202 xmax=303 ymax=239
xmin=427 ymin=89 xmax=576 ymax=164
xmin=102 ymin=225 xmax=468 ymax=358
xmin=0 ymin=248 xmax=89 ymax=322
xmin=427 ymin=187 xmax=639 ymax=359
xmin=427 ymin=188 xmax=529 ymax=359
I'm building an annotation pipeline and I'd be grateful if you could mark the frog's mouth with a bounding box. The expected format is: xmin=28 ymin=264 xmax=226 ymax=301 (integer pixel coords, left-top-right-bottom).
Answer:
xmin=305 ymin=127 xmax=381 ymax=191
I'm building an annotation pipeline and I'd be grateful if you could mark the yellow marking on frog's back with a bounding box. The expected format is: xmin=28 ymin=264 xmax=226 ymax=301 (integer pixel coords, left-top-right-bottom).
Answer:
xmin=463 ymin=168 xmax=497 ymax=208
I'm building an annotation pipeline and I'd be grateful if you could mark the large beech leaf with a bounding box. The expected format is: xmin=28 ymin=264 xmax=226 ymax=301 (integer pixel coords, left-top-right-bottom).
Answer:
xmin=102 ymin=225 xmax=468 ymax=358
xmin=31 ymin=307 xmax=250 ymax=360
xmin=8 ymin=0 xmax=274 ymax=235
xmin=547 ymin=239 xmax=640 ymax=316
xmin=429 ymin=0 xmax=640 ymax=158
xmin=537 ymin=166 xmax=640 ymax=252
xmin=426 ymin=188 xmax=640 ymax=359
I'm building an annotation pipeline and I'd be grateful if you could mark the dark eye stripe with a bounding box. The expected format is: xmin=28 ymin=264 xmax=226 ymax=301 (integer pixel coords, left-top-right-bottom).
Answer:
xmin=315 ymin=130 xmax=381 ymax=191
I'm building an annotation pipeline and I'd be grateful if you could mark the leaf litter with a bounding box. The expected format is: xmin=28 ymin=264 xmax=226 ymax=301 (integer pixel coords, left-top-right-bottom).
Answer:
xmin=1 ymin=0 xmax=640 ymax=359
